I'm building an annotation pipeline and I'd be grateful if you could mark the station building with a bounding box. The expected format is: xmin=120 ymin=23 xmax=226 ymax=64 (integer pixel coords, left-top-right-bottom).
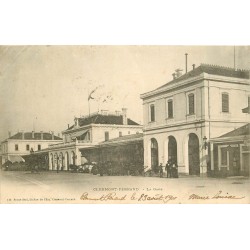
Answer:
xmin=47 ymin=109 xmax=143 ymax=170
xmin=1 ymin=131 xmax=62 ymax=165
xmin=140 ymin=64 xmax=250 ymax=176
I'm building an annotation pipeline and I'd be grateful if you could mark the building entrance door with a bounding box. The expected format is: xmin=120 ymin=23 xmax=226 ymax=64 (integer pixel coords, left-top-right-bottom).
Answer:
xmin=151 ymin=138 xmax=158 ymax=171
xmin=188 ymin=133 xmax=200 ymax=175
xmin=168 ymin=136 xmax=177 ymax=163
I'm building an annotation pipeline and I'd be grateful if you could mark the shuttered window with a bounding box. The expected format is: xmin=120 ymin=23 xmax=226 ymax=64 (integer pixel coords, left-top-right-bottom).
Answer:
xmin=222 ymin=93 xmax=229 ymax=113
xmin=150 ymin=104 xmax=155 ymax=122
xmin=168 ymin=100 xmax=173 ymax=118
xmin=188 ymin=94 xmax=195 ymax=115
xmin=105 ymin=131 xmax=109 ymax=141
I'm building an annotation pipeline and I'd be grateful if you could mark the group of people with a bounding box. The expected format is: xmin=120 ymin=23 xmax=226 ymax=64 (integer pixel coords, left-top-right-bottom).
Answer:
xmin=158 ymin=158 xmax=178 ymax=178
xmin=98 ymin=161 xmax=144 ymax=176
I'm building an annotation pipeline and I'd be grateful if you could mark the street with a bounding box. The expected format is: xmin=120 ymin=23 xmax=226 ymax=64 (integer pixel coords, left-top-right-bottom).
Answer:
xmin=1 ymin=169 xmax=249 ymax=204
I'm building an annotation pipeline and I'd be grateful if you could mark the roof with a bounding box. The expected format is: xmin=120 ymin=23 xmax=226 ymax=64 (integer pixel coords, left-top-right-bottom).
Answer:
xmin=67 ymin=114 xmax=140 ymax=130
xmin=70 ymin=129 xmax=88 ymax=139
xmin=8 ymin=155 xmax=25 ymax=163
xmin=219 ymin=123 xmax=250 ymax=138
xmin=100 ymin=133 xmax=143 ymax=145
xmin=8 ymin=132 xmax=62 ymax=141
xmin=242 ymin=106 xmax=250 ymax=114
xmin=157 ymin=64 xmax=249 ymax=90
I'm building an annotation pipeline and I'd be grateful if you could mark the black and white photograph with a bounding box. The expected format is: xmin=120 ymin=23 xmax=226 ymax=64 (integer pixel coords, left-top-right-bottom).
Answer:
xmin=1 ymin=45 xmax=249 ymax=204
xmin=1 ymin=1 xmax=250 ymax=250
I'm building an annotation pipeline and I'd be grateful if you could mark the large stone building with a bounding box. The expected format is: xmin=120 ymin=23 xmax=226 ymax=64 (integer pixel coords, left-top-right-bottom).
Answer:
xmin=140 ymin=64 xmax=250 ymax=176
xmin=1 ymin=131 xmax=62 ymax=165
xmin=48 ymin=109 xmax=143 ymax=170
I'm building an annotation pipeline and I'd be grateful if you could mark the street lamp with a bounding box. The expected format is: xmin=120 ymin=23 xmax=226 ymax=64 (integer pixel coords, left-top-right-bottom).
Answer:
xmin=203 ymin=136 xmax=208 ymax=150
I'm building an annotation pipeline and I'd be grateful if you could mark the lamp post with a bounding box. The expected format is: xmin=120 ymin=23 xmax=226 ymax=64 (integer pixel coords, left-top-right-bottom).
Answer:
xmin=203 ymin=136 xmax=208 ymax=150
xmin=202 ymin=136 xmax=209 ymax=177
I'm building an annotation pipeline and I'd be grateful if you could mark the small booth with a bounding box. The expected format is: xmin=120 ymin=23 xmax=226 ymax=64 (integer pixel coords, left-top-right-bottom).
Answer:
xmin=209 ymin=123 xmax=250 ymax=177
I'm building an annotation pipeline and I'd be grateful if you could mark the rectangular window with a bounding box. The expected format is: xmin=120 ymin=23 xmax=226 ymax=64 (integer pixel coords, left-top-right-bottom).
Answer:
xmin=38 ymin=145 xmax=41 ymax=151
xmin=105 ymin=132 xmax=109 ymax=141
xmin=188 ymin=94 xmax=195 ymax=114
xmin=222 ymin=93 xmax=229 ymax=113
xmin=15 ymin=144 xmax=18 ymax=151
xmin=221 ymin=148 xmax=228 ymax=165
xmin=168 ymin=100 xmax=173 ymax=118
xmin=26 ymin=144 xmax=30 ymax=151
xmin=119 ymin=132 xmax=122 ymax=137
xmin=150 ymin=104 xmax=155 ymax=122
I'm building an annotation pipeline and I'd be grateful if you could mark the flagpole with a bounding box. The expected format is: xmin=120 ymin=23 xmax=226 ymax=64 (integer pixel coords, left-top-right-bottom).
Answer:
xmin=234 ymin=45 xmax=236 ymax=69
xmin=88 ymin=88 xmax=90 ymax=117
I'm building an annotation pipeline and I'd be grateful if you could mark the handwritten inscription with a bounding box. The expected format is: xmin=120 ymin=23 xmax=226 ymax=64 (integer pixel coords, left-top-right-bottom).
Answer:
xmin=80 ymin=192 xmax=177 ymax=203
xmin=188 ymin=191 xmax=245 ymax=200
xmin=80 ymin=190 xmax=245 ymax=203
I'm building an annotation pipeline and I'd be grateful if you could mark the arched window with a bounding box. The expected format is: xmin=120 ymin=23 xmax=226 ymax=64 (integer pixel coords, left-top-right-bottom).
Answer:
xmin=151 ymin=138 xmax=158 ymax=170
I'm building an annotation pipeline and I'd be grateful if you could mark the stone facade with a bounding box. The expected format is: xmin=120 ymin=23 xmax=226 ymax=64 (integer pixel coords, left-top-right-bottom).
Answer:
xmin=48 ymin=110 xmax=142 ymax=170
xmin=140 ymin=64 xmax=250 ymax=176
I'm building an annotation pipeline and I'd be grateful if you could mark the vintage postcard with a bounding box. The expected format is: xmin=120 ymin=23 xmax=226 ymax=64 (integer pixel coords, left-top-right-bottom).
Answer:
xmin=0 ymin=45 xmax=249 ymax=204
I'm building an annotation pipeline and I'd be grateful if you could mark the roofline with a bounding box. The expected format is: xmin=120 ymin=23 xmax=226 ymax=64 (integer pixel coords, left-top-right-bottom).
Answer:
xmin=100 ymin=134 xmax=143 ymax=145
xmin=63 ymin=123 xmax=142 ymax=134
xmin=2 ymin=139 xmax=62 ymax=142
xmin=141 ymin=73 xmax=250 ymax=100
xmin=210 ymin=134 xmax=250 ymax=143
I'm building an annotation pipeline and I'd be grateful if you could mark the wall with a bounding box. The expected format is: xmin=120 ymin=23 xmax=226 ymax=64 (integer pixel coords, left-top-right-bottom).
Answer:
xmin=91 ymin=125 xmax=142 ymax=144
xmin=1 ymin=139 xmax=61 ymax=164
xmin=208 ymin=80 xmax=250 ymax=122
xmin=7 ymin=140 xmax=61 ymax=154
xmin=142 ymin=80 xmax=205 ymax=130
xmin=141 ymin=75 xmax=249 ymax=175
xmin=143 ymin=123 xmax=208 ymax=174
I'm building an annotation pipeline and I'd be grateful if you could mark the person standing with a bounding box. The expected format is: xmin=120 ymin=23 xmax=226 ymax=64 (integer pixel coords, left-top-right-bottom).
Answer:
xmin=159 ymin=163 xmax=163 ymax=178
xmin=165 ymin=159 xmax=172 ymax=178
xmin=172 ymin=161 xmax=178 ymax=178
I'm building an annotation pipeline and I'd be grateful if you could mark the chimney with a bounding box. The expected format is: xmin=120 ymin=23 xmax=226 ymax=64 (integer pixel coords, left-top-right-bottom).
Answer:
xmin=122 ymin=108 xmax=128 ymax=125
xmin=185 ymin=53 xmax=188 ymax=73
xmin=192 ymin=64 xmax=195 ymax=70
xmin=51 ymin=131 xmax=54 ymax=140
xmin=41 ymin=131 xmax=43 ymax=140
xmin=58 ymin=133 xmax=60 ymax=138
xmin=21 ymin=131 xmax=24 ymax=140
xmin=68 ymin=124 xmax=69 ymax=129
xmin=8 ymin=131 xmax=11 ymax=138
xmin=172 ymin=73 xmax=176 ymax=79
xmin=175 ymin=68 xmax=183 ymax=78
xmin=32 ymin=131 xmax=35 ymax=139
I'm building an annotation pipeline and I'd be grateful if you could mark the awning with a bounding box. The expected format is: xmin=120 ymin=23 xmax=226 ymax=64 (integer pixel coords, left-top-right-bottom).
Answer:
xmin=70 ymin=129 xmax=88 ymax=139
xmin=242 ymin=106 xmax=250 ymax=114
xmin=8 ymin=155 xmax=25 ymax=163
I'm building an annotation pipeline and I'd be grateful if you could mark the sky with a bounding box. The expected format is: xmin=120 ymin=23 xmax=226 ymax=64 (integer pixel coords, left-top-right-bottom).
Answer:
xmin=0 ymin=45 xmax=250 ymax=141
